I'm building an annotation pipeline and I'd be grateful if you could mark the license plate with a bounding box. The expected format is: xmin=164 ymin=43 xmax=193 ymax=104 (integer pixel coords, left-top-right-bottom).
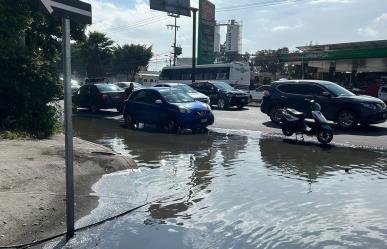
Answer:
xmin=113 ymin=96 xmax=120 ymax=99
xmin=201 ymin=119 xmax=207 ymax=123
xmin=241 ymin=99 xmax=246 ymax=102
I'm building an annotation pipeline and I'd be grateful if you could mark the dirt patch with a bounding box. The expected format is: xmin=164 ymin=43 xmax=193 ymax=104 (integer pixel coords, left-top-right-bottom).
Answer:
xmin=0 ymin=135 xmax=137 ymax=246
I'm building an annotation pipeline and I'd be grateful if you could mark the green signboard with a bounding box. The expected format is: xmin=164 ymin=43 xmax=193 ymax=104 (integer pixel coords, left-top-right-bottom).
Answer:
xmin=198 ymin=0 xmax=215 ymax=65
xmin=279 ymin=47 xmax=387 ymax=62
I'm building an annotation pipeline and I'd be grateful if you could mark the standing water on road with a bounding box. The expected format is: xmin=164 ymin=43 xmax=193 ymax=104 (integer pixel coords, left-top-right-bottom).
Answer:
xmin=67 ymin=116 xmax=387 ymax=249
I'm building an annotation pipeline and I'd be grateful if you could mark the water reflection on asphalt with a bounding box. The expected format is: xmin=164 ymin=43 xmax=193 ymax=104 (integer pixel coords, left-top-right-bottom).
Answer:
xmin=61 ymin=116 xmax=387 ymax=249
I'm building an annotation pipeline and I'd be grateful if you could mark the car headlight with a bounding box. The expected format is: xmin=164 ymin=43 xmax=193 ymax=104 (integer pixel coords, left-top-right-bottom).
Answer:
xmin=206 ymin=104 xmax=212 ymax=111
xmin=179 ymin=107 xmax=192 ymax=113
xmin=361 ymin=103 xmax=377 ymax=110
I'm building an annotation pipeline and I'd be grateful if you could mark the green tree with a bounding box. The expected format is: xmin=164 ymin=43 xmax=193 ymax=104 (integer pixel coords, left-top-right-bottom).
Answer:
xmin=252 ymin=47 xmax=289 ymax=80
xmin=0 ymin=0 xmax=85 ymax=138
xmin=76 ymin=32 xmax=114 ymax=78
xmin=112 ymin=44 xmax=153 ymax=81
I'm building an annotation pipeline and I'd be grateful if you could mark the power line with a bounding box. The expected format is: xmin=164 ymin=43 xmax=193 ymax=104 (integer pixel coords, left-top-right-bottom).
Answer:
xmin=216 ymin=0 xmax=307 ymax=12
xmin=107 ymin=13 xmax=166 ymax=32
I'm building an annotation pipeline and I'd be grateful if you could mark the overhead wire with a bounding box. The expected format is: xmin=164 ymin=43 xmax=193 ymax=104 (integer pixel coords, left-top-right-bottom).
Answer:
xmin=216 ymin=0 xmax=307 ymax=12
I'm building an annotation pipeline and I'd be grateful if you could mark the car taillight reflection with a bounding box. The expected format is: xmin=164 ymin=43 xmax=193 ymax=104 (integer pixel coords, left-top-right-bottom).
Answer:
xmin=263 ymin=90 xmax=270 ymax=97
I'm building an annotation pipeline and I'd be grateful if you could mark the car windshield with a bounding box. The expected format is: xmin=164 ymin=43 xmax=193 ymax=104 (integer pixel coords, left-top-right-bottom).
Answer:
xmin=325 ymin=84 xmax=355 ymax=97
xmin=213 ymin=82 xmax=234 ymax=91
xmin=174 ymin=84 xmax=196 ymax=93
xmin=160 ymin=89 xmax=194 ymax=103
xmin=96 ymin=84 xmax=122 ymax=92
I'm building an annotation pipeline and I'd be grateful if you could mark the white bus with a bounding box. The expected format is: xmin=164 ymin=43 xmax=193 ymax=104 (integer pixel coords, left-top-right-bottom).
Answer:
xmin=159 ymin=62 xmax=251 ymax=89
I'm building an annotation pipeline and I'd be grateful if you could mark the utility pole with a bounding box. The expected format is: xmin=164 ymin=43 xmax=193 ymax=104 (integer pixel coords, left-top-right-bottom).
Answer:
xmin=167 ymin=13 xmax=180 ymax=66
xmin=191 ymin=7 xmax=198 ymax=83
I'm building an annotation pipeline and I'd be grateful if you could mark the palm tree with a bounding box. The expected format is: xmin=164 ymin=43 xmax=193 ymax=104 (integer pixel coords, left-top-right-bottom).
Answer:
xmin=76 ymin=31 xmax=114 ymax=78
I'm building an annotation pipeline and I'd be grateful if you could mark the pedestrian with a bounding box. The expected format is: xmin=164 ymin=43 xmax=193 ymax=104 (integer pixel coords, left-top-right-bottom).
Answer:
xmin=124 ymin=83 xmax=134 ymax=101
xmin=123 ymin=83 xmax=135 ymax=125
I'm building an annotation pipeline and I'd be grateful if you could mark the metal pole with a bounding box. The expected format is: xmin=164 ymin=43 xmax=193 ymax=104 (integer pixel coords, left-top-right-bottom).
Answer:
xmin=173 ymin=16 xmax=177 ymax=66
xmin=62 ymin=17 xmax=75 ymax=239
xmin=301 ymin=55 xmax=304 ymax=80
xmin=191 ymin=8 xmax=198 ymax=83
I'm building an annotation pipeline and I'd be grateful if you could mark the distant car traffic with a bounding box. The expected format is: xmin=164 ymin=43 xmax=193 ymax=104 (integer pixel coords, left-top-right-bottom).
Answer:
xmin=190 ymin=81 xmax=249 ymax=109
xmin=154 ymin=82 xmax=210 ymax=104
xmin=115 ymin=82 xmax=144 ymax=91
xmin=124 ymin=88 xmax=214 ymax=132
xmin=261 ymin=80 xmax=387 ymax=129
xmin=73 ymin=84 xmax=124 ymax=113
xmin=248 ymin=86 xmax=266 ymax=102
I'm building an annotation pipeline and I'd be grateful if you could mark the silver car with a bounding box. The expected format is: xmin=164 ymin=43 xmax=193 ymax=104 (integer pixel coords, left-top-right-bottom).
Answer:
xmin=154 ymin=83 xmax=210 ymax=104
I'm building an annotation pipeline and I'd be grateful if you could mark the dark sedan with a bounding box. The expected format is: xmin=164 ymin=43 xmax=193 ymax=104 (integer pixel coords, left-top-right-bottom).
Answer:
xmin=190 ymin=81 xmax=249 ymax=109
xmin=73 ymin=84 xmax=124 ymax=113
xmin=261 ymin=80 xmax=387 ymax=128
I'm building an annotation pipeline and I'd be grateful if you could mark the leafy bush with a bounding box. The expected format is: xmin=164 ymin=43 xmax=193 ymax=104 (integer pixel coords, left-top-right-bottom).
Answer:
xmin=0 ymin=49 xmax=63 ymax=138
xmin=0 ymin=0 xmax=85 ymax=138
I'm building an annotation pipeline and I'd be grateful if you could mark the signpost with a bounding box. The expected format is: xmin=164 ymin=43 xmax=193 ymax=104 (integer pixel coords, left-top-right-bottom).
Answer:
xmin=150 ymin=0 xmax=197 ymax=83
xmin=40 ymin=0 xmax=92 ymax=239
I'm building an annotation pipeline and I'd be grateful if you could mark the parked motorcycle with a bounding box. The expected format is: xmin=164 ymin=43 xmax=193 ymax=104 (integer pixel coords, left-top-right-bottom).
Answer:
xmin=281 ymin=100 xmax=334 ymax=144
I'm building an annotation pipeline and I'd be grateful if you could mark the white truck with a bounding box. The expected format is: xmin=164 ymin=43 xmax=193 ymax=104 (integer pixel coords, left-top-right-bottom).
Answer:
xmin=378 ymin=85 xmax=387 ymax=103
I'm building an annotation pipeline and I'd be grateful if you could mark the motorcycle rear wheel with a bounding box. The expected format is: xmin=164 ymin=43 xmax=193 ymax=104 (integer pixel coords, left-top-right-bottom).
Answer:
xmin=317 ymin=129 xmax=333 ymax=144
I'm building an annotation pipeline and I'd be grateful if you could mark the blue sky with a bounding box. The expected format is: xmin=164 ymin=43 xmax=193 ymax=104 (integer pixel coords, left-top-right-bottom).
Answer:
xmin=87 ymin=0 xmax=387 ymax=70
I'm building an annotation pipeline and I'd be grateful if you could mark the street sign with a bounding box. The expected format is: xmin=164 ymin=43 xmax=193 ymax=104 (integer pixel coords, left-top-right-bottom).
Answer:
xmin=39 ymin=0 xmax=92 ymax=240
xmin=150 ymin=0 xmax=191 ymax=17
xmin=41 ymin=0 xmax=92 ymax=24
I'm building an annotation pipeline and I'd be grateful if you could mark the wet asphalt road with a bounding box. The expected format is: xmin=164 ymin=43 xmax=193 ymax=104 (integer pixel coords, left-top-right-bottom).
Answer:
xmin=69 ymin=103 xmax=387 ymax=151
xmin=213 ymin=106 xmax=387 ymax=150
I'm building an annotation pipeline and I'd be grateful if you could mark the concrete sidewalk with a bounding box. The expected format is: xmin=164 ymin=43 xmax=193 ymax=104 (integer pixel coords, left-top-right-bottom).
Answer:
xmin=0 ymin=135 xmax=137 ymax=246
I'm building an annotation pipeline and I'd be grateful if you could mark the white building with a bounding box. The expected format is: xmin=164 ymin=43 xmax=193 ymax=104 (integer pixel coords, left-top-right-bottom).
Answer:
xmin=135 ymin=71 xmax=160 ymax=87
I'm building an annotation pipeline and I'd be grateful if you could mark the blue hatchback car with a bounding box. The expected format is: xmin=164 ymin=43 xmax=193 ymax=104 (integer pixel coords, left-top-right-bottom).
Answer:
xmin=124 ymin=88 xmax=214 ymax=132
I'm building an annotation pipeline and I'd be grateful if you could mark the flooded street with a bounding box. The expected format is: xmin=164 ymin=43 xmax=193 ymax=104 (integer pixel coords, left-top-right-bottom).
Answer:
xmin=64 ymin=116 xmax=387 ymax=248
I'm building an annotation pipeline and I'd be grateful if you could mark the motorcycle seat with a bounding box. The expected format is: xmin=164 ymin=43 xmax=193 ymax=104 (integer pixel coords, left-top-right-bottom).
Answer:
xmin=285 ymin=108 xmax=305 ymax=119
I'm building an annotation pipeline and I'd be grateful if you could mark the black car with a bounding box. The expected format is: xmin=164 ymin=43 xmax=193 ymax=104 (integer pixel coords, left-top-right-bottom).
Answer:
xmin=190 ymin=81 xmax=249 ymax=109
xmin=261 ymin=80 xmax=387 ymax=129
xmin=73 ymin=84 xmax=124 ymax=113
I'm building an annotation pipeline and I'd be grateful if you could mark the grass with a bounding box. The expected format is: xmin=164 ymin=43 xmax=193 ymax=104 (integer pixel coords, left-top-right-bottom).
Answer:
xmin=0 ymin=130 xmax=33 ymax=140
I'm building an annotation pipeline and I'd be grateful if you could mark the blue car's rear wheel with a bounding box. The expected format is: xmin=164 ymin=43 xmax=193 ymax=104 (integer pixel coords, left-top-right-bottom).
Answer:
xmin=167 ymin=119 xmax=178 ymax=133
